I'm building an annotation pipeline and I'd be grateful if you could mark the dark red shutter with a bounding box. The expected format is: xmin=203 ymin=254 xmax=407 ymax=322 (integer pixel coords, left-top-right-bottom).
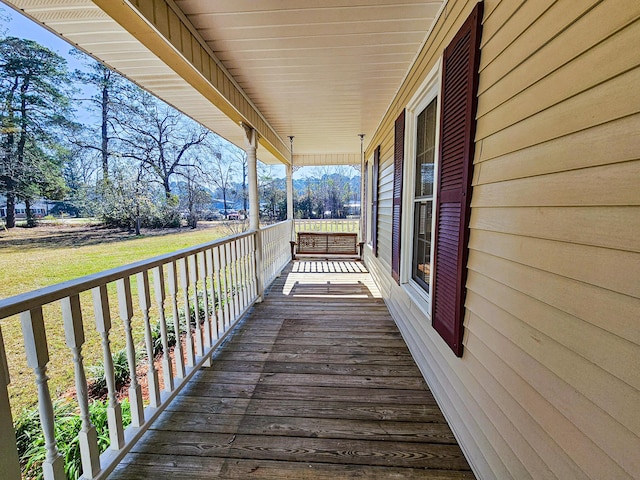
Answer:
xmin=362 ymin=160 xmax=368 ymax=244
xmin=432 ymin=2 xmax=483 ymax=357
xmin=391 ymin=110 xmax=405 ymax=283
xmin=371 ymin=146 xmax=380 ymax=256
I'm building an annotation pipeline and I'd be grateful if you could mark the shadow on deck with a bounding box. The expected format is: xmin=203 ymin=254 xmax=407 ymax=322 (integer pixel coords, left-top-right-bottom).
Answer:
xmin=109 ymin=261 xmax=475 ymax=479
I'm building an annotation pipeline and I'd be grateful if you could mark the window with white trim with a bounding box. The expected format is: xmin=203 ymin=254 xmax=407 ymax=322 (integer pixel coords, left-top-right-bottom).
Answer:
xmin=411 ymin=98 xmax=438 ymax=293
xmin=399 ymin=61 xmax=441 ymax=308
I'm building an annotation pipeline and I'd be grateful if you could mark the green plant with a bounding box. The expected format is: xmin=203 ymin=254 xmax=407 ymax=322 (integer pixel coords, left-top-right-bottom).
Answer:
xmin=87 ymin=349 xmax=130 ymax=396
xmin=151 ymin=319 xmax=177 ymax=356
xmin=14 ymin=398 xmax=131 ymax=479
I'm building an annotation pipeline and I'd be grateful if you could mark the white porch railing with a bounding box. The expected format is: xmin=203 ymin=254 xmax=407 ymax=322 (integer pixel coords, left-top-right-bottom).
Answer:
xmin=0 ymin=223 xmax=291 ymax=480
xmin=294 ymin=218 xmax=360 ymax=235
xmin=260 ymin=220 xmax=294 ymax=288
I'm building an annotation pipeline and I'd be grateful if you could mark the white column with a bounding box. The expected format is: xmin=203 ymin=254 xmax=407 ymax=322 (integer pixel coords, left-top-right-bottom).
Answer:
xmin=243 ymin=125 xmax=259 ymax=231
xmin=286 ymin=163 xmax=294 ymax=221
xmin=243 ymin=124 xmax=263 ymax=301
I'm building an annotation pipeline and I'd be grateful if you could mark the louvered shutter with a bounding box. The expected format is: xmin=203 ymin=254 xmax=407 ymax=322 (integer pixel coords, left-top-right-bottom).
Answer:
xmin=371 ymin=146 xmax=380 ymax=257
xmin=432 ymin=2 xmax=483 ymax=357
xmin=391 ymin=110 xmax=405 ymax=283
xmin=362 ymin=160 xmax=368 ymax=244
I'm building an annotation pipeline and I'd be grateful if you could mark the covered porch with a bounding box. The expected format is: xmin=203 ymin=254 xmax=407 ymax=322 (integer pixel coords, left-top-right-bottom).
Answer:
xmin=109 ymin=261 xmax=473 ymax=479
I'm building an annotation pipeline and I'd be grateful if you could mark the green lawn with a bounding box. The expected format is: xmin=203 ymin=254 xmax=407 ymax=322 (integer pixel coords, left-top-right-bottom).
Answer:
xmin=0 ymin=222 xmax=231 ymax=411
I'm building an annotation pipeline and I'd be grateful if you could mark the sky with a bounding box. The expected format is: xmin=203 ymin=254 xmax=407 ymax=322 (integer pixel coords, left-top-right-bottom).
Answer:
xmin=0 ymin=6 xmax=358 ymax=182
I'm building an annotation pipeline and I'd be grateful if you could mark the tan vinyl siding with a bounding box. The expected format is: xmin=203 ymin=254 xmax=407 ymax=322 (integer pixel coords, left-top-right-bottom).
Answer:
xmin=365 ymin=0 xmax=640 ymax=479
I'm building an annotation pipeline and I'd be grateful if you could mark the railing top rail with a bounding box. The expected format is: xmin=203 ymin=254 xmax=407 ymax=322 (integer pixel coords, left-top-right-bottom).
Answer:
xmin=0 ymin=230 xmax=254 ymax=320
xmin=260 ymin=220 xmax=291 ymax=232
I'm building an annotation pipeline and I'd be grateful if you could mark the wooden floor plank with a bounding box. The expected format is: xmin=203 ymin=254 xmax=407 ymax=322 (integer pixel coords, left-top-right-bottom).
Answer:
xmin=192 ymin=371 xmax=428 ymax=390
xmin=108 ymin=261 xmax=474 ymax=479
xmin=130 ymin=431 xmax=470 ymax=470
xmin=152 ymin=412 xmax=457 ymax=444
xmin=208 ymin=360 xmax=423 ymax=377
xmin=112 ymin=455 xmax=474 ymax=480
xmin=167 ymin=397 xmax=445 ymax=422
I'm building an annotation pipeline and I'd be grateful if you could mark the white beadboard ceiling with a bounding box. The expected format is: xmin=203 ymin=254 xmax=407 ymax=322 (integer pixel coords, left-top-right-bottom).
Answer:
xmin=4 ymin=0 xmax=445 ymax=165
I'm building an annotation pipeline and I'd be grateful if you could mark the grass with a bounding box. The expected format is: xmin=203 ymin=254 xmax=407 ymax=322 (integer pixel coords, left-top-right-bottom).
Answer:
xmin=0 ymin=222 xmax=231 ymax=411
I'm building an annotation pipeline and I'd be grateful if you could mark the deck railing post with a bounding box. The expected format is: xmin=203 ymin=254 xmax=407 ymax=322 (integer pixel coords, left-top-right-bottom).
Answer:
xmin=212 ymin=246 xmax=225 ymax=335
xmin=197 ymin=252 xmax=212 ymax=367
xmin=116 ymin=278 xmax=144 ymax=427
xmin=178 ymin=258 xmax=196 ymax=367
xmin=20 ymin=307 xmax=65 ymax=480
xmin=187 ymin=255 xmax=204 ymax=359
xmin=136 ymin=271 xmax=160 ymax=408
xmin=152 ymin=267 xmax=174 ymax=392
xmin=61 ymin=294 xmax=101 ymax=478
xmin=167 ymin=262 xmax=185 ymax=378
xmin=197 ymin=252 xmax=212 ymax=350
xmin=254 ymin=229 xmax=264 ymax=302
xmin=0 ymin=325 xmax=21 ymax=480
xmin=92 ymin=285 xmax=125 ymax=450
xmin=205 ymin=249 xmax=219 ymax=340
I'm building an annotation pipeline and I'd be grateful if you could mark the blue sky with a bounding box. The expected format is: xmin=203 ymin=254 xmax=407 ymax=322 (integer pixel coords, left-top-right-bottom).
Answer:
xmin=0 ymin=6 xmax=359 ymax=181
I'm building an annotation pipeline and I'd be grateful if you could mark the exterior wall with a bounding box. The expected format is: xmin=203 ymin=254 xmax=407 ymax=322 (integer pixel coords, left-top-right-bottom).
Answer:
xmin=365 ymin=1 xmax=640 ymax=479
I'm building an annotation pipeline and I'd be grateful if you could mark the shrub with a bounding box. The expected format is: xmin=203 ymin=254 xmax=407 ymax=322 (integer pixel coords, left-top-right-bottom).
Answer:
xmin=151 ymin=319 xmax=177 ymax=356
xmin=87 ymin=349 xmax=130 ymax=396
xmin=14 ymin=399 xmax=131 ymax=480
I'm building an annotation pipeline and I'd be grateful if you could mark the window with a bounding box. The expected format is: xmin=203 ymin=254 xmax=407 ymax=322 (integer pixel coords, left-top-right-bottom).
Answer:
xmin=412 ymin=99 xmax=437 ymax=293
xmin=371 ymin=146 xmax=380 ymax=256
xmin=399 ymin=61 xmax=441 ymax=305
xmin=396 ymin=2 xmax=483 ymax=357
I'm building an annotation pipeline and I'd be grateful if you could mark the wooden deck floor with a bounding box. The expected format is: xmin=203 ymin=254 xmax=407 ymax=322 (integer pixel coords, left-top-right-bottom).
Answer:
xmin=109 ymin=261 xmax=475 ymax=479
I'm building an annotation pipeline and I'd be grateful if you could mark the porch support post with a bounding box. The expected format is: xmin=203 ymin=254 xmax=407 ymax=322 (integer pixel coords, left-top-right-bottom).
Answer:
xmin=286 ymin=164 xmax=294 ymax=221
xmin=243 ymin=124 xmax=264 ymax=301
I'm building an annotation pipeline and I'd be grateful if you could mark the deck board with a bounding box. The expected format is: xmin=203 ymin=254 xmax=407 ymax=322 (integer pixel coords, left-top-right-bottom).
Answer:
xmin=109 ymin=261 xmax=475 ymax=479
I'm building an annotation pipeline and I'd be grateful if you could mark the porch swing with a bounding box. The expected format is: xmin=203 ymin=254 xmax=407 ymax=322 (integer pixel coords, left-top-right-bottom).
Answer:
xmin=288 ymin=135 xmax=364 ymax=260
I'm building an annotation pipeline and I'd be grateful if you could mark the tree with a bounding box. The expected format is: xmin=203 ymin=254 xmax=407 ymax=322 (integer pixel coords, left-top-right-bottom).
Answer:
xmin=0 ymin=37 xmax=74 ymax=227
xmin=259 ymin=164 xmax=286 ymax=221
xmin=204 ymin=140 xmax=237 ymax=215
xmin=71 ymin=57 xmax=131 ymax=183
xmin=226 ymin=146 xmax=247 ymax=214
xmin=176 ymin=168 xmax=211 ymax=229
xmin=116 ymin=90 xmax=209 ymax=198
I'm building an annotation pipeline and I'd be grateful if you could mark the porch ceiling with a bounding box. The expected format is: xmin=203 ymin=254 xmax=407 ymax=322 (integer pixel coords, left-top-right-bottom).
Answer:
xmin=4 ymin=0 xmax=445 ymax=166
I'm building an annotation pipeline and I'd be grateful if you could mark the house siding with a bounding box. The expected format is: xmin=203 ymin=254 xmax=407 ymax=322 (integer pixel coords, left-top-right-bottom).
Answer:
xmin=364 ymin=1 xmax=640 ymax=479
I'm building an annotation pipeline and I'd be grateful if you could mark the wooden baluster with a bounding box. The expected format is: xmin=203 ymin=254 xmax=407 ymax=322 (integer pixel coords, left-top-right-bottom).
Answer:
xmin=166 ymin=261 xmax=185 ymax=379
xmin=213 ymin=246 xmax=225 ymax=336
xmin=205 ymin=248 xmax=219 ymax=340
xmin=115 ymin=278 xmax=144 ymax=427
xmin=92 ymin=285 xmax=125 ymax=450
xmin=244 ymin=236 xmax=252 ymax=305
xmin=198 ymin=252 xmax=212 ymax=350
xmin=244 ymin=235 xmax=254 ymax=304
xmin=238 ymin=238 xmax=247 ymax=312
xmin=152 ymin=267 xmax=174 ymax=392
xmin=61 ymin=295 xmax=100 ymax=478
xmin=178 ymin=258 xmax=196 ymax=367
xmin=248 ymin=235 xmax=257 ymax=300
xmin=188 ymin=255 xmax=204 ymax=358
xmin=0 ymin=326 xmax=21 ymax=480
xmin=221 ymin=243 xmax=232 ymax=329
xmin=20 ymin=307 xmax=65 ymax=480
xmin=229 ymin=241 xmax=240 ymax=321
xmin=136 ymin=271 xmax=160 ymax=408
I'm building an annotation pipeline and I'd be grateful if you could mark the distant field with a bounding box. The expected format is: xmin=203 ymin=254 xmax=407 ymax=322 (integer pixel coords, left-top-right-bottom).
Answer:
xmin=0 ymin=221 xmax=232 ymax=410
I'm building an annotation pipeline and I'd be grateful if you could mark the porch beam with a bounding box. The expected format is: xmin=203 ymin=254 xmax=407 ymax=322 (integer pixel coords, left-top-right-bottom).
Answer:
xmin=91 ymin=0 xmax=290 ymax=164
xmin=293 ymin=153 xmax=361 ymax=166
